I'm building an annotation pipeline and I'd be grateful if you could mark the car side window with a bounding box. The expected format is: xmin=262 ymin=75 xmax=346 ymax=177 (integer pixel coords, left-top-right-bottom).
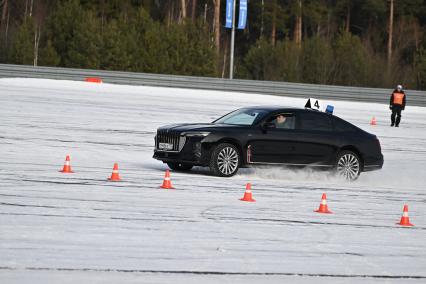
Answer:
xmin=298 ymin=111 xmax=332 ymax=131
xmin=332 ymin=116 xmax=357 ymax=132
xmin=267 ymin=113 xmax=295 ymax=130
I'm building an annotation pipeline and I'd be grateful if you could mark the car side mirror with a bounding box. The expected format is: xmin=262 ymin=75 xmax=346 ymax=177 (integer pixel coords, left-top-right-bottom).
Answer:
xmin=261 ymin=122 xmax=276 ymax=132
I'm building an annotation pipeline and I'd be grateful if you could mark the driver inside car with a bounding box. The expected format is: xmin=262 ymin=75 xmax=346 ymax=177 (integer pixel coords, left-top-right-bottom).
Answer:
xmin=273 ymin=114 xmax=294 ymax=129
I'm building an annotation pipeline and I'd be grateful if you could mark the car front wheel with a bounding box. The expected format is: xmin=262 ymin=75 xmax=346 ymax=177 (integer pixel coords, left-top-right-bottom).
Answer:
xmin=336 ymin=150 xmax=361 ymax=181
xmin=210 ymin=143 xmax=240 ymax=177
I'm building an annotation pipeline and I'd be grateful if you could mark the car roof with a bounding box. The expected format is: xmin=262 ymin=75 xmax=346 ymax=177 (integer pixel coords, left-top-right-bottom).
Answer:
xmin=243 ymin=105 xmax=299 ymax=110
xmin=243 ymin=105 xmax=320 ymax=113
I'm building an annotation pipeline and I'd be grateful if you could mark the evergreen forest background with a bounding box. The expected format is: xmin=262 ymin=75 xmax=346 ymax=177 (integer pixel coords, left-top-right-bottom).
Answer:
xmin=0 ymin=0 xmax=426 ymax=90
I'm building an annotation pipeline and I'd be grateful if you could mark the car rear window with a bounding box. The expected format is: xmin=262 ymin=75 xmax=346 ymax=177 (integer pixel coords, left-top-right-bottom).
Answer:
xmin=298 ymin=111 xmax=332 ymax=131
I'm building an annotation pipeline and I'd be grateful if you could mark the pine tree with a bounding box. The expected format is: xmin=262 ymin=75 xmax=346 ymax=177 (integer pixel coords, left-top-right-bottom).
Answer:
xmin=9 ymin=17 xmax=34 ymax=65
xmin=242 ymin=37 xmax=301 ymax=82
xmin=46 ymin=0 xmax=82 ymax=66
xmin=213 ymin=0 xmax=220 ymax=55
xmin=333 ymin=31 xmax=369 ymax=86
xmin=303 ymin=0 xmax=329 ymax=37
xmin=176 ymin=20 xmax=216 ymax=76
xmin=39 ymin=39 xmax=60 ymax=66
xmin=65 ymin=10 xmax=101 ymax=69
xmin=242 ymin=37 xmax=277 ymax=80
xmin=129 ymin=7 xmax=165 ymax=73
xmin=100 ymin=18 xmax=132 ymax=71
xmin=301 ymin=36 xmax=333 ymax=84
xmin=415 ymin=48 xmax=426 ymax=89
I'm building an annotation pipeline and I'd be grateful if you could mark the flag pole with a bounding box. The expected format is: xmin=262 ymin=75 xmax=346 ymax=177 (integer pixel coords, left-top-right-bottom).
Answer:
xmin=229 ymin=0 xmax=236 ymax=79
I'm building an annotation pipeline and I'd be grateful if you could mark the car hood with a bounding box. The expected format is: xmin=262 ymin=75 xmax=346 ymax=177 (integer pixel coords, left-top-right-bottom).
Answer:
xmin=158 ymin=123 xmax=236 ymax=132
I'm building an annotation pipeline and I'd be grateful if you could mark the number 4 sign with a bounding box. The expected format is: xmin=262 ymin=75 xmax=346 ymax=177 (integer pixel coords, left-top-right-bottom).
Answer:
xmin=305 ymin=98 xmax=322 ymax=111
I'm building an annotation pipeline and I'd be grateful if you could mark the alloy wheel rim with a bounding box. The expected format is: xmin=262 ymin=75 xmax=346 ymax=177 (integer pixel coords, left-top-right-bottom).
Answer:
xmin=217 ymin=147 xmax=239 ymax=175
xmin=337 ymin=154 xmax=360 ymax=180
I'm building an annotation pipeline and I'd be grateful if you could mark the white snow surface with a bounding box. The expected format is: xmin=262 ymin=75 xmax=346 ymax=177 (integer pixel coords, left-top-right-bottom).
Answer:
xmin=0 ymin=78 xmax=425 ymax=283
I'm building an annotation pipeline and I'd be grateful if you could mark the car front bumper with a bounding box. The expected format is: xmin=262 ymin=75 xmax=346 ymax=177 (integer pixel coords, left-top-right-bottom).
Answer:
xmin=153 ymin=137 xmax=212 ymax=166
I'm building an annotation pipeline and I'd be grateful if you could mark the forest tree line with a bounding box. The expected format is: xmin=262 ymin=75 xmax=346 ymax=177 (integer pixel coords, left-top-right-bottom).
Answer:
xmin=0 ymin=0 xmax=425 ymax=90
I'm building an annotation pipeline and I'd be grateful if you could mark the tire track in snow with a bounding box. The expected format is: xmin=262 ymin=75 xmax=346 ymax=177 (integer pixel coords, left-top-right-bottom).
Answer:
xmin=200 ymin=206 xmax=426 ymax=231
xmin=0 ymin=193 xmax=118 ymax=204
xmin=0 ymin=135 xmax=151 ymax=148
xmin=0 ymin=201 xmax=194 ymax=221
xmin=0 ymin=266 xmax=425 ymax=279
xmin=0 ymin=212 xmax=197 ymax=223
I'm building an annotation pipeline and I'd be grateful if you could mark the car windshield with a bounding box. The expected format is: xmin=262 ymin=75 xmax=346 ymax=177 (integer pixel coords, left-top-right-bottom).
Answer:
xmin=213 ymin=108 xmax=268 ymax=126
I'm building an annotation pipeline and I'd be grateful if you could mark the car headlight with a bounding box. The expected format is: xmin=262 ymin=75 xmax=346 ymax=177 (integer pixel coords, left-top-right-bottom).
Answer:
xmin=181 ymin=131 xmax=210 ymax=137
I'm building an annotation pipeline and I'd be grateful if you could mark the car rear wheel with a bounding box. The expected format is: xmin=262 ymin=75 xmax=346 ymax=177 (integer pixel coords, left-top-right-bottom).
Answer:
xmin=167 ymin=162 xmax=193 ymax=171
xmin=336 ymin=150 xmax=361 ymax=181
xmin=210 ymin=143 xmax=240 ymax=177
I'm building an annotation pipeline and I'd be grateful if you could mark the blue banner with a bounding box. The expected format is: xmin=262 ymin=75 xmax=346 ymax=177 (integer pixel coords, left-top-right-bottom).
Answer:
xmin=238 ymin=0 xmax=247 ymax=29
xmin=225 ymin=0 xmax=233 ymax=28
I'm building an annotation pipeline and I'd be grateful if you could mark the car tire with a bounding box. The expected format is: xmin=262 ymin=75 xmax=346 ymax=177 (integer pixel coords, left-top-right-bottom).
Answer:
xmin=335 ymin=150 xmax=361 ymax=181
xmin=167 ymin=162 xmax=193 ymax=171
xmin=209 ymin=143 xmax=240 ymax=177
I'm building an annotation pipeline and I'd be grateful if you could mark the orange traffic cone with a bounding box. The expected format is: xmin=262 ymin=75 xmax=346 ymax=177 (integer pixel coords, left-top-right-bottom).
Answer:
xmin=240 ymin=183 xmax=256 ymax=202
xmin=59 ymin=155 xmax=74 ymax=173
xmin=315 ymin=193 xmax=332 ymax=214
xmin=108 ymin=163 xmax=121 ymax=181
xmin=397 ymin=205 xmax=414 ymax=227
xmin=370 ymin=116 xmax=377 ymax=125
xmin=85 ymin=77 xmax=103 ymax=83
xmin=160 ymin=169 xmax=174 ymax=189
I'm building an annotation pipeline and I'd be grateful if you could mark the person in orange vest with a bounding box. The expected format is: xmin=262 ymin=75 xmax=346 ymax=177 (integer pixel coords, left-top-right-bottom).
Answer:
xmin=389 ymin=84 xmax=406 ymax=127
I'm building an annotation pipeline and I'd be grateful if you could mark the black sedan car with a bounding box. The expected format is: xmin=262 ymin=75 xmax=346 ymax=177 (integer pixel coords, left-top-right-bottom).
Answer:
xmin=153 ymin=106 xmax=383 ymax=180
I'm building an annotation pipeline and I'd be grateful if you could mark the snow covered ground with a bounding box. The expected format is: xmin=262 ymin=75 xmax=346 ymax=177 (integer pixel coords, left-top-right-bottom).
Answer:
xmin=0 ymin=78 xmax=425 ymax=283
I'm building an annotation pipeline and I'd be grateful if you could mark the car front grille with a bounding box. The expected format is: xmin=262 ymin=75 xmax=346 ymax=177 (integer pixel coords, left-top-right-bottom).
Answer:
xmin=156 ymin=130 xmax=186 ymax=152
